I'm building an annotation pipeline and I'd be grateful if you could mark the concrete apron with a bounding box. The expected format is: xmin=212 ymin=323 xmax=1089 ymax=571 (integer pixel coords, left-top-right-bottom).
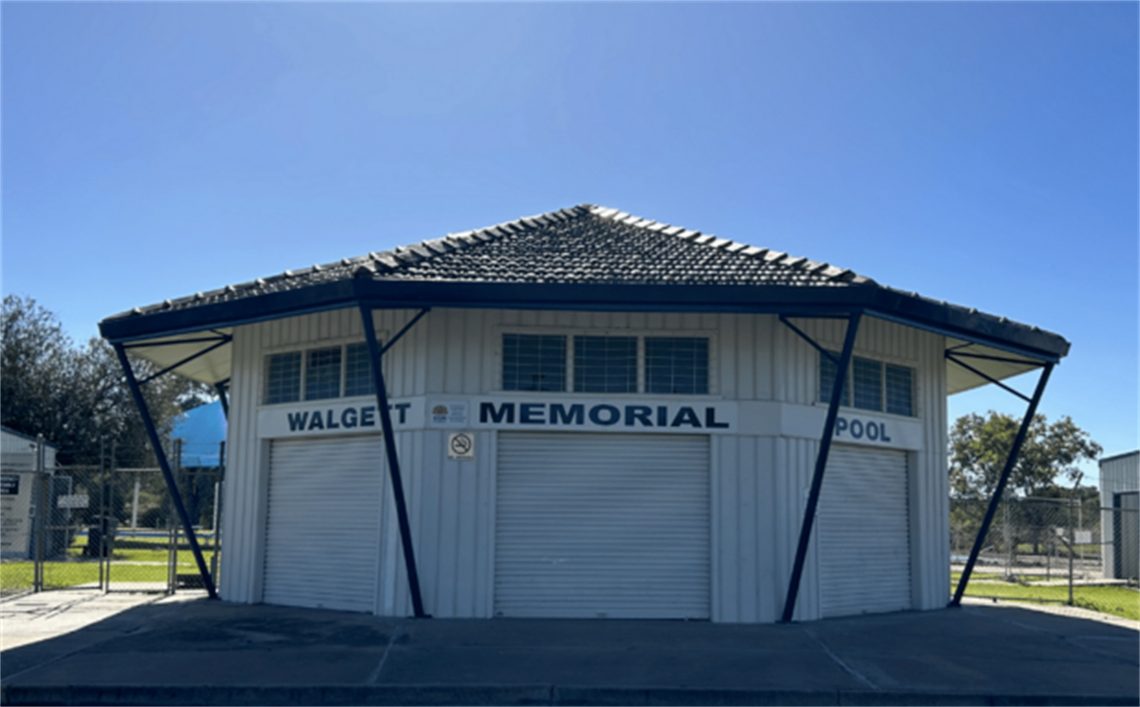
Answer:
xmin=1 ymin=592 xmax=1137 ymax=706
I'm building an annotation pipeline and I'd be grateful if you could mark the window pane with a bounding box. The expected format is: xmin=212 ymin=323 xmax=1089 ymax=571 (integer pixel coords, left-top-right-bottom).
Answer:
xmin=574 ymin=336 xmax=637 ymax=393
xmin=305 ymin=347 xmax=342 ymax=400
xmin=886 ymin=364 xmax=914 ymax=416
xmin=503 ymin=334 xmax=566 ymax=391
xmin=852 ymin=357 xmax=882 ymax=411
xmin=344 ymin=343 xmax=375 ymax=397
xmin=818 ymin=351 xmax=849 ymax=406
xmin=646 ymin=337 xmax=709 ymax=394
xmin=265 ymin=352 xmax=301 ymax=404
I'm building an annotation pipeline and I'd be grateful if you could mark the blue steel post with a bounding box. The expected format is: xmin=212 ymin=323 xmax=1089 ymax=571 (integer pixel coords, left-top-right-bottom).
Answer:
xmin=359 ymin=305 xmax=428 ymax=618
xmin=214 ymin=383 xmax=229 ymax=419
xmin=781 ymin=311 xmax=862 ymax=623
xmin=950 ymin=362 xmax=1054 ymax=607
xmin=113 ymin=343 xmax=218 ymax=599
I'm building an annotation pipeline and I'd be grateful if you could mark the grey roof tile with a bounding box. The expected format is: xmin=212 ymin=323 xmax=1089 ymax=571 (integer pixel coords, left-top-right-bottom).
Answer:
xmin=109 ymin=203 xmax=895 ymax=320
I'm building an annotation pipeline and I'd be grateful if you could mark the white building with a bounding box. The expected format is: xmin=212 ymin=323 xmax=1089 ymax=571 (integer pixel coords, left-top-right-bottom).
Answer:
xmin=99 ymin=205 xmax=1070 ymax=622
xmin=1 ymin=427 xmax=59 ymax=559
xmin=1100 ymin=451 xmax=1139 ymax=581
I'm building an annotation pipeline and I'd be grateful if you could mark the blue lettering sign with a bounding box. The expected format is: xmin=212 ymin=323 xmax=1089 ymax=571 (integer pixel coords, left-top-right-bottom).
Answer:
xmin=480 ymin=402 xmax=515 ymax=424
xmin=308 ymin=413 xmax=324 ymax=431
xmin=361 ymin=406 xmax=376 ymax=427
xmin=625 ymin=405 xmax=653 ymax=427
xmin=520 ymin=403 xmax=545 ymax=424
xmin=671 ymin=407 xmax=702 ymax=428
xmin=392 ymin=403 xmax=411 ymax=424
xmin=550 ymin=404 xmax=584 ymax=425
xmin=342 ymin=408 xmax=358 ymax=429
xmin=288 ymin=411 xmax=309 ymax=432
xmin=834 ymin=417 xmax=891 ymax=444
xmin=325 ymin=409 xmax=340 ymax=430
xmin=589 ymin=404 xmax=621 ymax=426
xmin=704 ymin=407 xmax=730 ymax=429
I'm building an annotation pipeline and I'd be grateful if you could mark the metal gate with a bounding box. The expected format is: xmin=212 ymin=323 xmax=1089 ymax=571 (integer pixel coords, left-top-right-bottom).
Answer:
xmin=0 ymin=439 xmax=224 ymax=598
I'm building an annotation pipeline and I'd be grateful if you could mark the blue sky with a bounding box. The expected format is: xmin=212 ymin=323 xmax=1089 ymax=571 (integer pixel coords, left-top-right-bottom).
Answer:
xmin=2 ymin=3 xmax=1136 ymax=483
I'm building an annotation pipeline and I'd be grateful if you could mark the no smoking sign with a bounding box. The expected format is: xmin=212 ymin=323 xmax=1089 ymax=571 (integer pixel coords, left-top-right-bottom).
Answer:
xmin=447 ymin=433 xmax=475 ymax=461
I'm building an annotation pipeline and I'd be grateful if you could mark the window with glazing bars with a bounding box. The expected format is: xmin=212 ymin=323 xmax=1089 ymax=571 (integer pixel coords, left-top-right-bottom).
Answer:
xmin=852 ymin=357 xmax=882 ymax=411
xmin=574 ymin=336 xmax=637 ymax=393
xmin=819 ymin=351 xmax=915 ymax=417
xmin=305 ymin=347 xmax=342 ymax=400
xmin=646 ymin=337 xmax=709 ymax=394
xmin=343 ymin=343 xmax=375 ymax=397
xmin=265 ymin=351 xmax=302 ymax=404
xmin=503 ymin=334 xmax=566 ymax=391
xmin=885 ymin=364 xmax=914 ymax=416
xmin=818 ymin=350 xmax=850 ymax=407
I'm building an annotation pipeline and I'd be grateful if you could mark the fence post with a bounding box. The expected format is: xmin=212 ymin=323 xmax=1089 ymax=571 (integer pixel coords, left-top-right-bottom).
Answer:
xmin=33 ymin=437 xmax=45 ymax=593
xmin=210 ymin=440 xmax=224 ymax=588
xmin=169 ymin=439 xmax=182 ymax=595
xmin=1068 ymin=472 xmax=1082 ymax=606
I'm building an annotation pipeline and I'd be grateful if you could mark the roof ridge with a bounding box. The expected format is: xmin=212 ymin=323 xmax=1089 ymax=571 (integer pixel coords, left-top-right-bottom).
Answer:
xmin=347 ymin=204 xmax=595 ymax=279
xmin=588 ymin=205 xmax=875 ymax=286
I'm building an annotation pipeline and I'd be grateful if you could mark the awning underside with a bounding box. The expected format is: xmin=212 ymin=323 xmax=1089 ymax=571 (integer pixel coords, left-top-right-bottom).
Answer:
xmin=944 ymin=339 xmax=1043 ymax=395
xmin=123 ymin=330 xmax=234 ymax=387
xmin=119 ymin=320 xmax=1045 ymax=396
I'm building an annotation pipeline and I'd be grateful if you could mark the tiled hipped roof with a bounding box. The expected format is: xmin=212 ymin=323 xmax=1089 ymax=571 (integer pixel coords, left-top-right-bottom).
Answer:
xmin=114 ymin=205 xmax=873 ymax=318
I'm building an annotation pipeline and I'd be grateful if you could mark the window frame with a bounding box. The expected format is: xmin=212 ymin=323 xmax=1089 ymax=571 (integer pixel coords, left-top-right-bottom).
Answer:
xmin=818 ymin=349 xmax=918 ymax=418
xmin=261 ymin=336 xmax=383 ymax=406
xmin=496 ymin=327 xmax=718 ymax=396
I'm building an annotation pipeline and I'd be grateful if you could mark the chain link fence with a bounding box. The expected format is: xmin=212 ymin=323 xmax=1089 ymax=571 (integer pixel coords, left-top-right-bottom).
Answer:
xmin=951 ymin=492 xmax=1139 ymax=614
xmin=1 ymin=439 xmax=223 ymax=598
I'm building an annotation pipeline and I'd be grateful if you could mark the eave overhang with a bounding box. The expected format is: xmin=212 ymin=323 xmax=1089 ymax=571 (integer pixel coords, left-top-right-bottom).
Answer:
xmin=101 ymin=278 xmax=1069 ymax=361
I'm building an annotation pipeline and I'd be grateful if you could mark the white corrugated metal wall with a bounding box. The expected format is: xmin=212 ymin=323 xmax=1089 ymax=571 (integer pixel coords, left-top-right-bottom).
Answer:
xmin=1100 ymin=452 xmax=1140 ymax=579
xmin=220 ymin=307 xmax=949 ymax=622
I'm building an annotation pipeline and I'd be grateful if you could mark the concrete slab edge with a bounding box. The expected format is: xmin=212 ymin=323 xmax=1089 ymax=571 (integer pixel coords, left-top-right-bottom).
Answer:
xmin=2 ymin=684 xmax=1137 ymax=707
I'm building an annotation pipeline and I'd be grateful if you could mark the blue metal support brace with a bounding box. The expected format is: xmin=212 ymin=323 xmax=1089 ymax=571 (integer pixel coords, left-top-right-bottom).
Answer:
xmin=138 ymin=338 xmax=232 ymax=386
xmin=215 ymin=382 xmax=229 ymax=419
xmin=381 ymin=307 xmax=431 ymax=356
xmin=113 ymin=343 xmax=218 ymax=599
xmin=950 ymin=362 xmax=1054 ymax=607
xmin=781 ymin=311 xmax=862 ymax=623
xmin=359 ymin=305 xmax=429 ymax=618
xmin=946 ymin=353 xmax=1033 ymax=404
xmin=779 ymin=315 xmax=843 ymax=365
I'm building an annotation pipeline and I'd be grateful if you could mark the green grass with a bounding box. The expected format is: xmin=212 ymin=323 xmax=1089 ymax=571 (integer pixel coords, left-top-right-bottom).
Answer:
xmin=1 ymin=536 xmax=215 ymax=593
xmin=953 ymin=578 xmax=1140 ymax=621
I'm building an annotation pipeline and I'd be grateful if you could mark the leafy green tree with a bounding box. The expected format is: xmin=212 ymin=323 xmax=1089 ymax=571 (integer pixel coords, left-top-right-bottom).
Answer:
xmin=949 ymin=411 xmax=1102 ymax=501
xmin=1 ymin=294 xmax=211 ymax=468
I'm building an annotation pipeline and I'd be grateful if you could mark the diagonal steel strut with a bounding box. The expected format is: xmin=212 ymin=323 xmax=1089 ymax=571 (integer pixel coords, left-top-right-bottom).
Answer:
xmin=950 ymin=362 xmax=1054 ymax=607
xmin=359 ymin=305 xmax=430 ymax=618
xmin=780 ymin=311 xmax=862 ymax=623
xmin=114 ymin=344 xmax=218 ymax=599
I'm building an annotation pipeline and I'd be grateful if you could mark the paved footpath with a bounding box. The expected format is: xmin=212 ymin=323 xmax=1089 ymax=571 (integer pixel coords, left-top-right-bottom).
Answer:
xmin=1 ymin=591 xmax=1137 ymax=706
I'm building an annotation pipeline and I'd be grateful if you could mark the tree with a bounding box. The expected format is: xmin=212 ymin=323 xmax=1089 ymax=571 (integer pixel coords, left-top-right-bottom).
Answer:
xmin=949 ymin=410 xmax=1102 ymax=501
xmin=1 ymin=294 xmax=211 ymax=468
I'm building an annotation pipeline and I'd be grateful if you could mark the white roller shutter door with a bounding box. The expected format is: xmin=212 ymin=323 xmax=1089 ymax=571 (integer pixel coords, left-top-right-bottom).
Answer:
xmin=495 ymin=432 xmax=710 ymax=619
xmin=263 ymin=436 xmax=383 ymax=613
xmin=819 ymin=445 xmax=911 ymax=617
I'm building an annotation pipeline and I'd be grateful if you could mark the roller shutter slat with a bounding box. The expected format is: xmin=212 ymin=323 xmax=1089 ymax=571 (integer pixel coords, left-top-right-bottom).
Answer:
xmin=819 ymin=445 xmax=911 ymax=618
xmin=495 ymin=432 xmax=710 ymax=619
xmin=263 ymin=437 xmax=383 ymax=613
